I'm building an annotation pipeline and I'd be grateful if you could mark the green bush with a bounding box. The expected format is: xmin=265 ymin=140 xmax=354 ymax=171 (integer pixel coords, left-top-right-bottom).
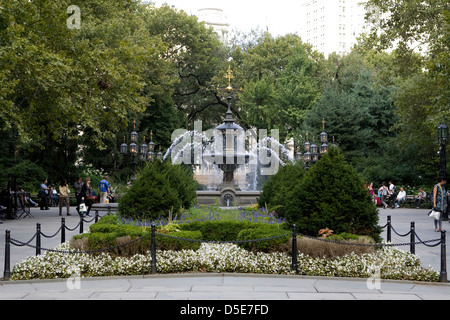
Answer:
xmin=72 ymin=216 xmax=292 ymax=255
xmin=237 ymin=225 xmax=291 ymax=252
xmin=96 ymin=214 xmax=120 ymax=225
xmin=284 ymin=148 xmax=381 ymax=240
xmin=257 ymin=162 xmax=305 ymax=218
xmin=118 ymin=160 xmax=197 ymax=220
xmin=178 ymin=221 xmax=291 ymax=252
xmin=156 ymin=230 xmax=202 ymax=251
xmin=73 ymin=220 xmax=202 ymax=254
xmin=178 ymin=221 xmax=259 ymax=241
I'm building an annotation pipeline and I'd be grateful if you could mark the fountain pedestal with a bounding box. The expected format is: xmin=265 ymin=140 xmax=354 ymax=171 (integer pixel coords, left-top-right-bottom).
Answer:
xmin=196 ymin=190 xmax=261 ymax=207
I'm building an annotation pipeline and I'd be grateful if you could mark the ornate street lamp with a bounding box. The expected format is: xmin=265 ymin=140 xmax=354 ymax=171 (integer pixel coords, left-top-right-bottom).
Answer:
xmin=157 ymin=146 xmax=163 ymax=160
xmin=148 ymin=131 xmax=155 ymax=161
xmin=120 ymin=122 xmax=159 ymax=182
xmin=120 ymin=136 xmax=128 ymax=155
xmin=331 ymin=136 xmax=338 ymax=149
xmin=295 ymin=146 xmax=302 ymax=161
xmin=303 ymin=132 xmax=311 ymax=170
xmin=438 ymin=120 xmax=448 ymax=179
xmin=438 ymin=121 xmax=449 ymax=144
xmin=320 ymin=119 xmax=328 ymax=155
xmin=297 ymin=119 xmax=334 ymax=169
xmin=140 ymin=137 xmax=148 ymax=161
xmin=311 ymin=137 xmax=319 ymax=163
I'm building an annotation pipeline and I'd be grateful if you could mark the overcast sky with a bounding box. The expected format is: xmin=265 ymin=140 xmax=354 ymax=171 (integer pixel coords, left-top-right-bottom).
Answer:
xmin=150 ymin=0 xmax=302 ymax=36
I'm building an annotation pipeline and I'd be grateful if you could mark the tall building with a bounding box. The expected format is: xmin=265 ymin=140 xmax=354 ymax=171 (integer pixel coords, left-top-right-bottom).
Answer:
xmin=299 ymin=0 xmax=368 ymax=57
xmin=197 ymin=8 xmax=230 ymax=43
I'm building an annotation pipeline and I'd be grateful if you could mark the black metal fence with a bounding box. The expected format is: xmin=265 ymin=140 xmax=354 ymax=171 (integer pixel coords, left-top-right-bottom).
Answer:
xmin=2 ymin=214 xmax=447 ymax=282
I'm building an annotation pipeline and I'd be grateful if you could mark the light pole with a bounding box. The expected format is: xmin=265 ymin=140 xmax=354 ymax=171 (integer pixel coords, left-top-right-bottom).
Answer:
xmin=120 ymin=122 xmax=158 ymax=182
xmin=438 ymin=120 xmax=448 ymax=179
xmin=438 ymin=120 xmax=448 ymax=220
xmin=7 ymin=124 xmax=18 ymax=219
xmin=298 ymin=119 xmax=330 ymax=170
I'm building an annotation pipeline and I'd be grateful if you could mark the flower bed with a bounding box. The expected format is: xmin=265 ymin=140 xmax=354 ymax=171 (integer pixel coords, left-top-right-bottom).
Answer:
xmin=11 ymin=242 xmax=439 ymax=282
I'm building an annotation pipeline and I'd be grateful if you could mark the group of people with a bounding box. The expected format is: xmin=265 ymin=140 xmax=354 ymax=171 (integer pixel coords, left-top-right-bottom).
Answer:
xmin=366 ymin=178 xmax=449 ymax=232
xmin=38 ymin=177 xmax=115 ymax=216
xmin=365 ymin=181 xmax=412 ymax=209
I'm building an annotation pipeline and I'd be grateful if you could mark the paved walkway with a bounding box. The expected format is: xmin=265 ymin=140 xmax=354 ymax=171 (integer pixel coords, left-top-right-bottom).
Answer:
xmin=0 ymin=273 xmax=449 ymax=300
xmin=0 ymin=206 xmax=449 ymax=301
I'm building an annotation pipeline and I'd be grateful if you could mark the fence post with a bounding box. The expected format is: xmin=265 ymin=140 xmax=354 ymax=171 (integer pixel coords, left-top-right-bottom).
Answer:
xmin=95 ymin=210 xmax=99 ymax=223
xmin=79 ymin=215 xmax=84 ymax=234
xmin=410 ymin=221 xmax=415 ymax=255
xmin=3 ymin=230 xmax=10 ymax=280
xmin=151 ymin=224 xmax=157 ymax=274
xmin=291 ymin=224 xmax=298 ymax=274
xmin=36 ymin=223 xmax=41 ymax=256
xmin=387 ymin=215 xmax=391 ymax=242
xmin=440 ymin=230 xmax=447 ymax=283
xmin=61 ymin=217 xmax=66 ymax=244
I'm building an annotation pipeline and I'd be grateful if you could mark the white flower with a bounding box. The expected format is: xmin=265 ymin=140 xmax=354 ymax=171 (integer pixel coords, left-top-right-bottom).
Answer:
xmin=10 ymin=241 xmax=439 ymax=282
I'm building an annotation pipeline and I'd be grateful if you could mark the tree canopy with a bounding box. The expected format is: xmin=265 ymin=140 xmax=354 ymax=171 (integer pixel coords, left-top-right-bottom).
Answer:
xmin=0 ymin=0 xmax=447 ymax=191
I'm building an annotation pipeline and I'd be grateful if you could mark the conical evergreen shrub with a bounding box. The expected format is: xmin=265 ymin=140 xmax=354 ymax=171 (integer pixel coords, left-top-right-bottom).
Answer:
xmin=284 ymin=148 xmax=380 ymax=239
xmin=118 ymin=160 xmax=197 ymax=220
xmin=257 ymin=162 xmax=305 ymax=218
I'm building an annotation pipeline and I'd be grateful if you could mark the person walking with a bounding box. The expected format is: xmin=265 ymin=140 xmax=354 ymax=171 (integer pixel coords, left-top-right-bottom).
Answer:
xmin=38 ymin=179 xmax=50 ymax=210
xmin=379 ymin=183 xmax=389 ymax=209
xmin=433 ymin=177 xmax=447 ymax=232
xmin=98 ymin=176 xmax=109 ymax=204
xmin=58 ymin=179 xmax=71 ymax=216
xmin=80 ymin=177 xmax=94 ymax=216
xmin=388 ymin=181 xmax=397 ymax=209
xmin=73 ymin=177 xmax=83 ymax=214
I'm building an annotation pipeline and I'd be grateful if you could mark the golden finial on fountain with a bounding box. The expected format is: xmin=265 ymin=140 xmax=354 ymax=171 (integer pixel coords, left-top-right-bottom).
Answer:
xmin=225 ymin=64 xmax=234 ymax=92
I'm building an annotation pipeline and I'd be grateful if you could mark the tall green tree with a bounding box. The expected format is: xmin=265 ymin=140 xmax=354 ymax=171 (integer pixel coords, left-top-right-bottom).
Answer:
xmin=233 ymin=33 xmax=325 ymax=141
xmin=0 ymin=0 xmax=172 ymax=183
xmin=301 ymin=53 xmax=399 ymax=183
xmin=364 ymin=0 xmax=450 ymax=182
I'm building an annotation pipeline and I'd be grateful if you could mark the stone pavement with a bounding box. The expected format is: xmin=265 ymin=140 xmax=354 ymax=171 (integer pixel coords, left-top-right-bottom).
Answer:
xmin=0 ymin=206 xmax=449 ymax=301
xmin=0 ymin=273 xmax=449 ymax=300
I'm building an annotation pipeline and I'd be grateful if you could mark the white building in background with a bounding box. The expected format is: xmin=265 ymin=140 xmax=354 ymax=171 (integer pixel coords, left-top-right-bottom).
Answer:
xmin=197 ymin=8 xmax=230 ymax=43
xmin=298 ymin=0 xmax=369 ymax=57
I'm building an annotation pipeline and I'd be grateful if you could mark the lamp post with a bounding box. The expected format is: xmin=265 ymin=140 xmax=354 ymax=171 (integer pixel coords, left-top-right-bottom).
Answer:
xmin=7 ymin=124 xmax=18 ymax=219
xmin=120 ymin=122 xmax=158 ymax=182
xmin=438 ymin=120 xmax=448 ymax=221
xmin=298 ymin=119 xmax=330 ymax=169
xmin=303 ymin=132 xmax=311 ymax=170
xmin=311 ymin=137 xmax=319 ymax=163
xmin=438 ymin=120 xmax=448 ymax=179
xmin=148 ymin=131 xmax=155 ymax=161
xmin=320 ymin=119 xmax=329 ymax=155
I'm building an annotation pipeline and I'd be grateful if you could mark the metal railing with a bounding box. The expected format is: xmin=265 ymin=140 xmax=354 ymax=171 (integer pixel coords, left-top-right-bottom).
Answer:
xmin=2 ymin=214 xmax=447 ymax=282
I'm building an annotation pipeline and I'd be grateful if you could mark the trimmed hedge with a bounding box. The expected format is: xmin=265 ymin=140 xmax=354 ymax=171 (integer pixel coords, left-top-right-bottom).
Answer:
xmin=72 ymin=217 xmax=291 ymax=255
xmin=73 ymin=223 xmax=202 ymax=254
xmin=237 ymin=225 xmax=291 ymax=252
xmin=178 ymin=221 xmax=259 ymax=241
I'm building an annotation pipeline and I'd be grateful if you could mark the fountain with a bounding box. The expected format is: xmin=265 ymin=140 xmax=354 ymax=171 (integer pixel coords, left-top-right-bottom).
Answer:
xmin=163 ymin=65 xmax=290 ymax=206
xmin=197 ymin=92 xmax=259 ymax=207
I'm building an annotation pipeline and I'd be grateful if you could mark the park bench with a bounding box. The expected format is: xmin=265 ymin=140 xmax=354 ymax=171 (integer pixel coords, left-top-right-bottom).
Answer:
xmin=402 ymin=194 xmax=432 ymax=208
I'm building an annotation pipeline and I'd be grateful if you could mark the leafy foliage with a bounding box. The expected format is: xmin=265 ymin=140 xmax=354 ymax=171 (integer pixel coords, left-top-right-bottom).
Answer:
xmin=262 ymin=148 xmax=382 ymax=240
xmin=257 ymin=162 xmax=305 ymax=218
xmin=118 ymin=161 xmax=197 ymax=220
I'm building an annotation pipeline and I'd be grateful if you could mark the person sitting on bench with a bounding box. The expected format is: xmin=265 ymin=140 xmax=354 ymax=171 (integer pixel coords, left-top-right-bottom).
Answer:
xmin=414 ymin=188 xmax=427 ymax=208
